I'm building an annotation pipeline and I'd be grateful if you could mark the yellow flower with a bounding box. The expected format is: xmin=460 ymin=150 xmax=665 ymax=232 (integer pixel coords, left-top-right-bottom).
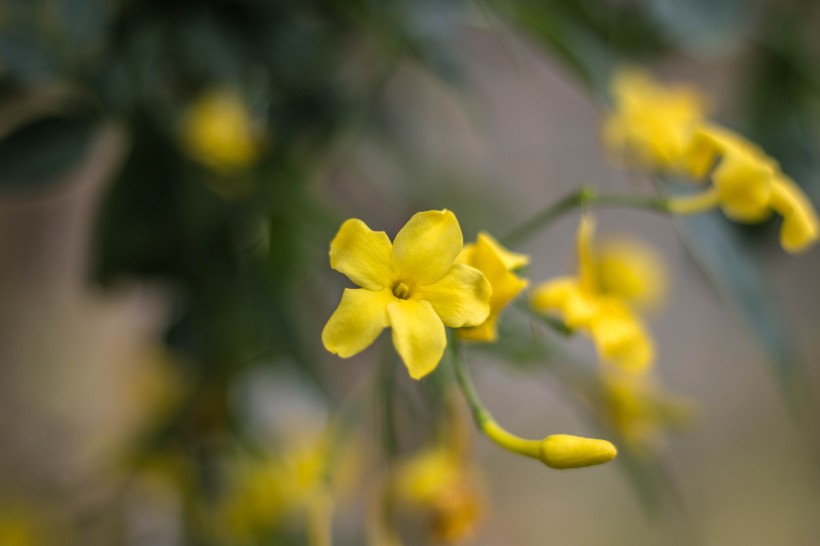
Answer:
xmin=593 ymin=237 xmax=667 ymax=311
xmin=392 ymin=447 xmax=484 ymax=543
xmin=456 ymin=232 xmax=529 ymax=342
xmin=181 ymin=89 xmax=259 ymax=172
xmin=599 ymin=369 xmax=692 ymax=454
xmin=603 ymin=67 xmax=706 ymax=172
xmin=672 ymin=124 xmax=819 ymax=253
xmin=220 ymin=432 xmax=356 ymax=543
xmin=530 ymin=216 xmax=656 ymax=372
xmin=221 ymin=440 xmax=323 ymax=538
xmin=322 ymin=210 xmax=491 ymax=379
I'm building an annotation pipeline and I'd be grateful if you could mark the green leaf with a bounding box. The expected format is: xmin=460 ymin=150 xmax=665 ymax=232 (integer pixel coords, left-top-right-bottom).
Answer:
xmin=0 ymin=115 xmax=97 ymax=192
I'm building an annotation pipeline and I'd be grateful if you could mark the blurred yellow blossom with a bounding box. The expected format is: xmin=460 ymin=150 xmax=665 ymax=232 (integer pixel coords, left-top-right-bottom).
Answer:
xmin=600 ymin=370 xmax=693 ymax=454
xmin=322 ymin=210 xmax=491 ymax=379
xmin=530 ymin=215 xmax=657 ymax=372
xmin=392 ymin=447 xmax=484 ymax=543
xmin=593 ymin=237 xmax=667 ymax=310
xmin=220 ymin=432 xmax=357 ymax=544
xmin=181 ymin=89 xmax=260 ymax=172
xmin=671 ymin=124 xmax=819 ymax=253
xmin=0 ymin=504 xmax=48 ymax=546
xmin=603 ymin=67 xmax=706 ymax=172
xmin=456 ymin=231 xmax=529 ymax=342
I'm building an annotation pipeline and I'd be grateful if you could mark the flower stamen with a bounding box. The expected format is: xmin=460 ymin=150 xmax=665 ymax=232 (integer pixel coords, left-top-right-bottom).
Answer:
xmin=393 ymin=281 xmax=411 ymax=300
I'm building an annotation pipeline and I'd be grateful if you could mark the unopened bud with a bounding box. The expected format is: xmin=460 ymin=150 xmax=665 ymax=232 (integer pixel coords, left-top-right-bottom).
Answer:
xmin=539 ymin=434 xmax=617 ymax=469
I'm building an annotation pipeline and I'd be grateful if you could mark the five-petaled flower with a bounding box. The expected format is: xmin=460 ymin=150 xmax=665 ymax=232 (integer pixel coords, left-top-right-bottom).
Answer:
xmin=322 ymin=210 xmax=491 ymax=379
xmin=456 ymin=232 xmax=529 ymax=342
xmin=530 ymin=215 xmax=656 ymax=372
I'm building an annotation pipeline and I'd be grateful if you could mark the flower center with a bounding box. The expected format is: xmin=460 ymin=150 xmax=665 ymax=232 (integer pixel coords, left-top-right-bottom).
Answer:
xmin=392 ymin=281 xmax=411 ymax=300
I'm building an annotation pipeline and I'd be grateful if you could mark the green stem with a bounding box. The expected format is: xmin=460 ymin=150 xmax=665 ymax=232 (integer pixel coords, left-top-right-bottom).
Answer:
xmin=501 ymin=187 xmax=671 ymax=247
xmin=450 ymin=338 xmax=542 ymax=459
xmin=450 ymin=337 xmax=489 ymax=428
xmin=379 ymin=345 xmax=399 ymax=459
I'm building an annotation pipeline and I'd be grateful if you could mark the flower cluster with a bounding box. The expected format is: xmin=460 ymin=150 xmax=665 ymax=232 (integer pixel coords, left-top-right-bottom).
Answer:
xmin=317 ymin=65 xmax=819 ymax=545
xmin=322 ymin=210 xmax=617 ymax=482
xmin=605 ymin=68 xmax=819 ymax=254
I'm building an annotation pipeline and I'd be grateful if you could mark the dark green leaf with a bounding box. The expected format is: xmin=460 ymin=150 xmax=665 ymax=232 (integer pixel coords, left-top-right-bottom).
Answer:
xmin=0 ymin=115 xmax=97 ymax=192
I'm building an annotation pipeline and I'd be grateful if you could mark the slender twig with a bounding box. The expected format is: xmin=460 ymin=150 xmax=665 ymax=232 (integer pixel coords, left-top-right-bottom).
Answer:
xmin=501 ymin=187 xmax=671 ymax=247
xmin=450 ymin=338 xmax=489 ymax=428
xmin=379 ymin=346 xmax=399 ymax=459
xmin=450 ymin=338 xmax=541 ymax=459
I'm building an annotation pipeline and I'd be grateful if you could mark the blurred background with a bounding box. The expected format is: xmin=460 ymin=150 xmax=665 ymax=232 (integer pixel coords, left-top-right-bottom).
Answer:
xmin=1 ymin=0 xmax=820 ymax=545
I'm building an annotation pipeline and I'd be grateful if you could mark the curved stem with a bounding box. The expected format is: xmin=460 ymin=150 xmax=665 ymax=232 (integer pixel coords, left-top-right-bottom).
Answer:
xmin=501 ymin=187 xmax=671 ymax=247
xmin=450 ymin=338 xmax=542 ymax=459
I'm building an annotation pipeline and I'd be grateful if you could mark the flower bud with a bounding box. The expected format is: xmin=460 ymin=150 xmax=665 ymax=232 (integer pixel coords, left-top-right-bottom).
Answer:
xmin=539 ymin=434 xmax=617 ymax=469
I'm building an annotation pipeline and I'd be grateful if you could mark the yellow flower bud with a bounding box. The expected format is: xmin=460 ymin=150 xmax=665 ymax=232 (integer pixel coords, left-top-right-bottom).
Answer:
xmin=539 ymin=434 xmax=618 ymax=469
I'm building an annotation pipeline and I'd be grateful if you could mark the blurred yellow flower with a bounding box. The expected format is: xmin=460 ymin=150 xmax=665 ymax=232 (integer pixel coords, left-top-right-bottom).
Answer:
xmin=392 ymin=447 xmax=484 ymax=543
xmin=593 ymin=237 xmax=667 ymax=311
xmin=221 ymin=433 xmax=357 ymax=544
xmin=600 ymin=370 xmax=692 ymax=454
xmin=603 ymin=67 xmax=706 ymax=172
xmin=322 ymin=210 xmax=491 ymax=379
xmin=530 ymin=216 xmax=657 ymax=372
xmin=456 ymin=232 xmax=529 ymax=342
xmin=0 ymin=504 xmax=48 ymax=546
xmin=181 ymin=89 xmax=259 ymax=172
xmin=672 ymin=124 xmax=819 ymax=253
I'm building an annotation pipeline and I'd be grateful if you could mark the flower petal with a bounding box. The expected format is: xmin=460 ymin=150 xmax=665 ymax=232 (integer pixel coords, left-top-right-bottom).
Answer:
xmin=685 ymin=123 xmax=745 ymax=180
xmin=770 ymin=176 xmax=819 ymax=254
xmin=391 ymin=210 xmax=462 ymax=285
xmin=713 ymin=150 xmax=774 ymax=222
xmin=330 ymin=219 xmax=394 ymax=290
xmin=595 ymin=237 xmax=667 ymax=310
xmin=589 ymin=300 xmax=654 ymax=372
xmin=387 ymin=299 xmax=446 ymax=380
xmin=322 ymin=288 xmax=393 ymax=358
xmin=457 ymin=317 xmax=499 ymax=342
xmin=530 ymin=278 xmax=597 ymax=328
xmin=412 ymin=264 xmax=491 ymax=328
xmin=474 ymin=232 xmax=529 ymax=270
